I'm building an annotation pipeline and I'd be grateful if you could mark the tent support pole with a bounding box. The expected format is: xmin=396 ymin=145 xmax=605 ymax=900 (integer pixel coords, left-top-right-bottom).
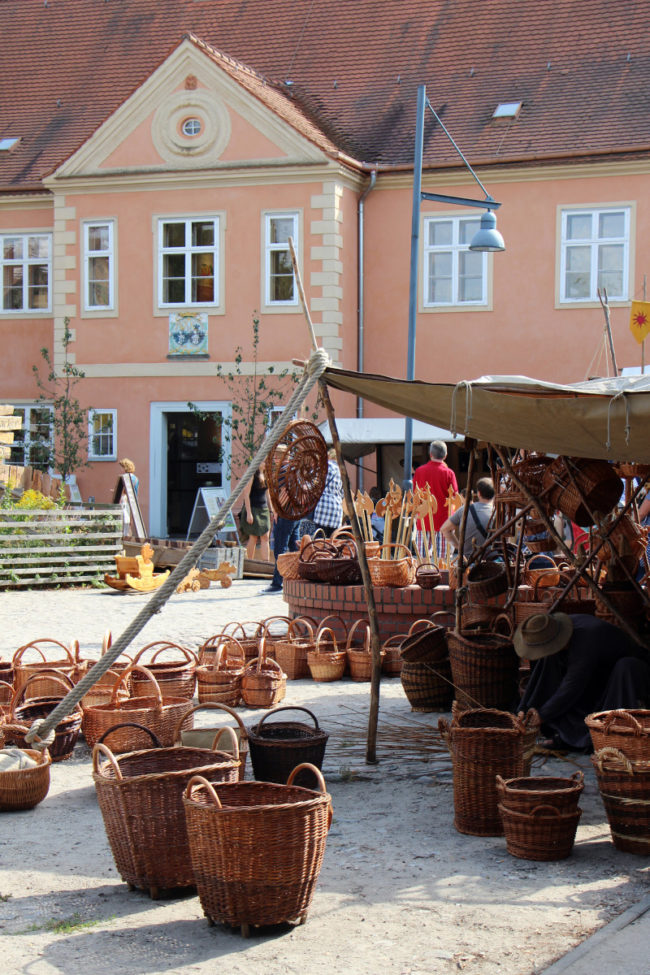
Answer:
xmin=454 ymin=439 xmax=476 ymax=631
xmin=320 ymin=380 xmax=383 ymax=764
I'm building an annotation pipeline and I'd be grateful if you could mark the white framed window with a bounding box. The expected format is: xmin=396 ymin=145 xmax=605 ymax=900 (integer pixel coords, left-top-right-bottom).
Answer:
xmin=1 ymin=233 xmax=51 ymax=312
xmin=83 ymin=221 xmax=114 ymax=311
xmin=264 ymin=213 xmax=298 ymax=305
xmin=423 ymin=216 xmax=487 ymax=306
xmin=158 ymin=217 xmax=219 ymax=307
xmin=8 ymin=404 xmax=53 ymax=469
xmin=88 ymin=409 xmax=117 ymax=461
xmin=560 ymin=206 xmax=630 ymax=302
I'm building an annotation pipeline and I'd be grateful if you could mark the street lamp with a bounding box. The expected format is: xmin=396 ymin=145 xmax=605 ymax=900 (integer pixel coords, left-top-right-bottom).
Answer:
xmin=403 ymin=84 xmax=505 ymax=487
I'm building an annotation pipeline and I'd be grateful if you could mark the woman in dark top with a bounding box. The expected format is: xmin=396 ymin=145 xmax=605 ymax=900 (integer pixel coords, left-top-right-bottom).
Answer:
xmin=239 ymin=468 xmax=272 ymax=560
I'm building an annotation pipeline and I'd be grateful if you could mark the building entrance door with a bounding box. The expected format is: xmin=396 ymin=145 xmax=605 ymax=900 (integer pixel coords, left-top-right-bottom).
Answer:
xmin=165 ymin=411 xmax=224 ymax=537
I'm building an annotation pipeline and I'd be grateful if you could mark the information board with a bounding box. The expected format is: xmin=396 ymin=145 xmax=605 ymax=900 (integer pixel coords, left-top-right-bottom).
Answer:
xmin=186 ymin=487 xmax=238 ymax=540
xmin=112 ymin=474 xmax=147 ymax=541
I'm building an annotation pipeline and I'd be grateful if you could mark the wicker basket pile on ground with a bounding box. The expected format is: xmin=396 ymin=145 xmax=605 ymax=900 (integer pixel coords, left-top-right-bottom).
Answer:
xmin=183 ymin=763 xmax=332 ymax=933
xmin=3 ymin=671 xmax=82 ymax=762
xmin=247 ymin=707 xmax=329 ymax=784
xmin=93 ymin=724 xmax=241 ymax=897
xmin=496 ymin=771 xmax=584 ymax=861
xmin=12 ymin=639 xmax=85 ymax=697
xmin=195 ymin=639 xmax=245 ymax=708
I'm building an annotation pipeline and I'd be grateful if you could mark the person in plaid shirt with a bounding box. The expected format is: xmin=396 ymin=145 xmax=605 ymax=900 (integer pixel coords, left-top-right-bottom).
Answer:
xmin=312 ymin=451 xmax=343 ymax=537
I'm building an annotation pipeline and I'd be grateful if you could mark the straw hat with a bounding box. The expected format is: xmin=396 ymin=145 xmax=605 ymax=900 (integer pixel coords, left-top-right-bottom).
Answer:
xmin=513 ymin=613 xmax=574 ymax=661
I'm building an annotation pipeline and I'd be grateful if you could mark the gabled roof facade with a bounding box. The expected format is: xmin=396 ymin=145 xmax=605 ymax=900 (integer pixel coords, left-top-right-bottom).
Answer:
xmin=1 ymin=0 xmax=650 ymax=191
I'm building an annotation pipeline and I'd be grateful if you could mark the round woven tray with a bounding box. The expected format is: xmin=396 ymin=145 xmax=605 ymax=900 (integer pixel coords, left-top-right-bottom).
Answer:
xmin=265 ymin=420 xmax=328 ymax=520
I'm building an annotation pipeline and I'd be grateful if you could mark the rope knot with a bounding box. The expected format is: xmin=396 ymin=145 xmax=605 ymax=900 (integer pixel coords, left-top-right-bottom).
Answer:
xmin=307 ymin=347 xmax=331 ymax=377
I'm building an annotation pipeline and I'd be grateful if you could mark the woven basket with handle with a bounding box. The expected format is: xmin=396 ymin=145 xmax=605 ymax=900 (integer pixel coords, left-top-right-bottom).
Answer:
xmin=175 ymin=701 xmax=249 ymax=780
xmin=241 ymin=637 xmax=287 ymax=708
xmin=307 ymin=627 xmax=346 ymax=682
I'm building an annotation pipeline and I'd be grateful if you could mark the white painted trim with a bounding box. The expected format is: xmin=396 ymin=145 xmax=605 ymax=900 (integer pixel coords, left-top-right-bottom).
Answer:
xmin=87 ymin=408 xmax=117 ymax=461
xmin=261 ymin=209 xmax=301 ymax=310
xmin=149 ymin=399 xmax=231 ymax=537
xmin=82 ymin=219 xmax=116 ymax=313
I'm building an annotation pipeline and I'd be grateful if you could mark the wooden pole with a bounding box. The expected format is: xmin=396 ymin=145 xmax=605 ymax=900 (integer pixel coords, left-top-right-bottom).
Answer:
xmin=454 ymin=439 xmax=477 ymax=631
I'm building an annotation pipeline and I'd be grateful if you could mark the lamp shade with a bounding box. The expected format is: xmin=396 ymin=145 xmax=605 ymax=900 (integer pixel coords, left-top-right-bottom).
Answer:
xmin=469 ymin=210 xmax=505 ymax=252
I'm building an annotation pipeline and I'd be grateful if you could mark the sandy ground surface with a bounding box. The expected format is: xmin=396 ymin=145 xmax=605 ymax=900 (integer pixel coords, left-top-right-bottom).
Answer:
xmin=1 ymin=582 xmax=648 ymax=975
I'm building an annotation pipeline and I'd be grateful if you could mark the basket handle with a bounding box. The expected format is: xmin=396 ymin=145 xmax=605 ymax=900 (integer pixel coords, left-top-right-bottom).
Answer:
xmin=101 ymin=630 xmax=112 ymax=654
xmin=255 ymin=706 xmax=320 ymax=734
xmin=601 ymin=709 xmax=646 ymax=736
xmin=287 ymin=762 xmax=327 ymax=793
xmin=10 ymin=669 xmax=77 ymax=714
xmin=593 ymin=746 xmax=633 ymax=773
xmin=408 ymin=618 xmax=435 ymax=636
xmin=202 ymin=637 xmax=246 ymax=671
xmin=13 ymin=638 xmax=75 ymax=665
xmin=287 ymin=617 xmax=315 ymax=642
xmin=493 ymin=612 xmax=515 ymax=638
xmin=111 ymin=664 xmax=163 ymax=709
xmin=98 ymin=722 xmax=162 ymax=748
xmin=133 ymin=642 xmax=197 ymax=666
xmin=173 ymin=700 xmax=247 ymax=743
xmin=247 ymin=654 xmax=283 ymax=677
xmin=529 ymin=804 xmax=562 ymax=818
xmin=92 ymin=741 xmax=123 ymax=780
xmin=184 ymin=773 xmax=222 ymax=807
xmin=315 ymin=627 xmax=339 ymax=653
xmin=345 ymin=618 xmax=370 ymax=652
xmin=382 ymin=633 xmax=408 ymax=650
xmin=378 ymin=542 xmax=411 ymax=561
xmin=315 ymin=615 xmax=348 ymax=640
xmin=495 ymin=775 xmax=506 ymax=788
xmin=571 ymin=771 xmax=585 ymax=785
xmin=211 ymin=725 xmax=240 ymax=761
xmin=525 ymin=553 xmax=557 ymax=571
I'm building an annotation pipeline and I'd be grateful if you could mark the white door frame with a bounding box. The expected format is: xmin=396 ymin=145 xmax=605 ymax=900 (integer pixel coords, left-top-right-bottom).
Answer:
xmin=149 ymin=400 xmax=231 ymax=538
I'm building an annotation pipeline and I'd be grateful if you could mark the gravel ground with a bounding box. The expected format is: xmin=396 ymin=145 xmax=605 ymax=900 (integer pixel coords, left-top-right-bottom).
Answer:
xmin=1 ymin=581 xmax=649 ymax=975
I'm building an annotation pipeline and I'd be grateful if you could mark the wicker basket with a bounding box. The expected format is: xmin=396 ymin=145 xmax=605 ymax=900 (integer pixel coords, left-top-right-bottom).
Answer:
xmin=440 ymin=709 xmax=527 ymax=836
xmin=401 ymin=658 xmax=453 ymax=711
xmin=345 ymin=619 xmax=382 ymax=681
xmin=81 ymin=665 xmax=194 ymax=754
xmin=12 ymin=639 xmax=82 ymax=696
xmin=446 ymin=629 xmax=519 ymax=710
xmin=298 ymin=537 xmax=361 ymax=585
xmin=0 ymin=678 xmax=14 ymax=721
xmin=591 ymin=747 xmax=650 ymax=854
xmin=415 ymin=563 xmax=441 ymax=589
xmin=307 ymin=627 xmax=347 ymax=682
xmin=183 ymin=764 xmax=332 ymax=930
xmin=524 ymin=554 xmax=560 ymax=588
xmin=80 ymin=668 xmax=131 ymax=710
xmin=542 ymin=456 xmax=623 ymax=526
xmin=400 ymin=620 xmax=448 ymax=664
xmin=93 ymin=725 xmax=240 ymax=897
xmin=196 ymin=639 xmax=245 ymax=708
xmin=586 ymin=710 xmax=650 ymax=761
xmin=265 ymin=419 xmax=328 ymax=521
xmin=368 ymin=544 xmax=415 ymax=587
xmin=496 ymin=771 xmax=584 ymax=814
xmin=0 ymin=748 xmax=51 ymax=811
xmin=595 ymin=585 xmax=645 ymax=627
xmin=247 ymin=707 xmax=329 ymax=784
xmin=241 ymin=640 xmax=287 ymax=709
xmin=498 ymin=803 xmax=582 ymax=861
xmin=131 ymin=642 xmax=197 ymax=700
xmin=4 ymin=671 xmax=82 ymax=762
xmin=273 ymin=618 xmax=315 ymax=680
xmin=175 ymin=702 xmax=249 ymax=780
xmin=381 ymin=634 xmax=406 ymax=676
xmin=466 ymin=561 xmax=508 ymax=600
xmin=276 ymin=551 xmax=301 ymax=581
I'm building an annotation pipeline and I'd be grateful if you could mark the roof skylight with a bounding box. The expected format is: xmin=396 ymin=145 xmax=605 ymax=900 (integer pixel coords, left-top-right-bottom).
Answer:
xmin=0 ymin=137 xmax=20 ymax=151
xmin=492 ymin=102 xmax=522 ymax=119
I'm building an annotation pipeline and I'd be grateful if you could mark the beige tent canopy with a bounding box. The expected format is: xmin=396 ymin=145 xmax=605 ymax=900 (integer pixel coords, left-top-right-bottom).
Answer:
xmin=324 ymin=368 xmax=650 ymax=464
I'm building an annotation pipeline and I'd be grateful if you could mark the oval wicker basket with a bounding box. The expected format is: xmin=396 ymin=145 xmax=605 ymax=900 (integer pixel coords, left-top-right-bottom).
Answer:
xmin=399 ymin=619 xmax=447 ymax=664
xmin=247 ymin=707 xmax=329 ymax=784
xmin=415 ymin=563 xmax=441 ymax=590
xmin=307 ymin=627 xmax=347 ymax=682
xmin=0 ymin=748 xmax=51 ymax=811
xmin=591 ymin=747 xmax=650 ymax=854
xmin=4 ymin=670 xmax=82 ymax=762
xmin=273 ymin=618 xmax=315 ymax=681
xmin=496 ymin=771 xmax=584 ymax=814
xmin=276 ymin=551 xmax=301 ymax=581
xmin=368 ymin=544 xmax=415 ymax=587
xmin=585 ymin=709 xmax=650 ymax=760
xmin=498 ymin=802 xmax=582 ymax=861
xmin=466 ymin=560 xmax=508 ymax=600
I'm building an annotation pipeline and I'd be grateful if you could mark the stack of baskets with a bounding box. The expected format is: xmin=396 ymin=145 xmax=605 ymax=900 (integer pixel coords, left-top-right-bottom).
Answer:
xmin=586 ymin=709 xmax=650 ymax=854
xmin=439 ymin=708 xmax=528 ymax=836
xmin=399 ymin=619 xmax=452 ymax=712
xmin=496 ymin=772 xmax=584 ymax=860
xmin=195 ymin=639 xmax=245 ymax=707
xmin=131 ymin=642 xmax=197 ymax=700
xmin=240 ymin=638 xmax=287 ymax=708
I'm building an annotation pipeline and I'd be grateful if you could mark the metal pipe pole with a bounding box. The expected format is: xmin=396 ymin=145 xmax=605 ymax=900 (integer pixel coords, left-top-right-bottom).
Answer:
xmin=403 ymin=84 xmax=426 ymax=490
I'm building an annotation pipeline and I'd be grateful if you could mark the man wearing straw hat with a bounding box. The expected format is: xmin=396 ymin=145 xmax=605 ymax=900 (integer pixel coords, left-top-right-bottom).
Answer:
xmin=515 ymin=613 xmax=650 ymax=752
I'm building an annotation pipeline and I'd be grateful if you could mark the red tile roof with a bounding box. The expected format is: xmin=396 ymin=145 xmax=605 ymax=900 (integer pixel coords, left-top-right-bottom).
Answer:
xmin=1 ymin=0 xmax=649 ymax=191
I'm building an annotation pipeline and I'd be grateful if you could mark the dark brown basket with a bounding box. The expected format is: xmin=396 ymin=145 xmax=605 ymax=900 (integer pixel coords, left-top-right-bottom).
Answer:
xmin=498 ymin=803 xmax=582 ymax=861
xmin=400 ymin=620 xmax=448 ymax=663
xmin=183 ymin=765 xmax=332 ymax=930
xmin=542 ymin=456 xmax=623 ymax=526
xmin=93 ymin=724 xmax=240 ymax=896
xmin=247 ymin=707 xmax=329 ymax=784
xmin=591 ymin=747 xmax=650 ymax=854
xmin=298 ymin=538 xmax=361 ymax=584
xmin=401 ymin=658 xmax=453 ymax=711
xmin=4 ymin=671 xmax=82 ymax=762
xmin=0 ymin=748 xmax=51 ymax=811
xmin=415 ymin=563 xmax=441 ymax=589
xmin=440 ymin=709 xmax=527 ymax=836
xmin=586 ymin=710 xmax=650 ymax=761
xmin=264 ymin=419 xmax=328 ymax=521
xmin=496 ymin=771 xmax=584 ymax=814
xmin=466 ymin=561 xmax=508 ymax=599
xmin=446 ymin=629 xmax=519 ymax=711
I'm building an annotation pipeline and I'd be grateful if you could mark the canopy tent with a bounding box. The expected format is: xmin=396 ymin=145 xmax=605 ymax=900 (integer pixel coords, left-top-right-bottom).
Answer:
xmin=324 ymin=368 xmax=650 ymax=463
xmin=317 ymin=417 xmax=455 ymax=459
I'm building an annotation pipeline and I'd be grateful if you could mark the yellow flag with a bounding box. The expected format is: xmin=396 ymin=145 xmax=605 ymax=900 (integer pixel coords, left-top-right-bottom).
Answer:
xmin=630 ymin=301 xmax=650 ymax=344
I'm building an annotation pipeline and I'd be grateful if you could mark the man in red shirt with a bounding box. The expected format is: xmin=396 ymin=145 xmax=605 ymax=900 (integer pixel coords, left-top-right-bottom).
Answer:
xmin=413 ymin=440 xmax=458 ymax=559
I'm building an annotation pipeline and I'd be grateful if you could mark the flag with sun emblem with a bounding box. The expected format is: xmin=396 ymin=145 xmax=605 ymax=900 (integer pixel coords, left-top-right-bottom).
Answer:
xmin=630 ymin=301 xmax=650 ymax=344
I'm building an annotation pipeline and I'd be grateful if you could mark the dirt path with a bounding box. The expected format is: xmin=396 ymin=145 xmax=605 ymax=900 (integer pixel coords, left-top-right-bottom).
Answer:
xmin=1 ymin=584 xmax=648 ymax=975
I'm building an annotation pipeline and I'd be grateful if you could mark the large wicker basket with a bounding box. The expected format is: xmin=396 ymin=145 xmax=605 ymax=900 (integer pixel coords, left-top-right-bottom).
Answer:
xmin=446 ymin=628 xmax=519 ymax=711
xmin=93 ymin=725 xmax=240 ymax=897
xmin=247 ymin=707 xmax=329 ymax=784
xmin=585 ymin=709 xmax=650 ymax=761
xmin=81 ymin=665 xmax=194 ymax=754
xmin=183 ymin=764 xmax=332 ymax=931
xmin=498 ymin=803 xmax=582 ymax=861
xmin=496 ymin=771 xmax=584 ymax=814
xmin=591 ymin=747 xmax=650 ymax=854
xmin=399 ymin=620 xmax=448 ymax=663
xmin=0 ymin=748 xmax=51 ymax=811
xmin=401 ymin=658 xmax=453 ymax=711
xmin=131 ymin=641 xmax=197 ymax=700
xmin=440 ymin=709 xmax=527 ymax=836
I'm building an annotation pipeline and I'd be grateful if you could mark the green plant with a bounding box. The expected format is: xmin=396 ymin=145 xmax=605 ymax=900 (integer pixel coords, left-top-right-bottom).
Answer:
xmin=32 ymin=317 xmax=89 ymax=481
xmin=189 ymin=311 xmax=320 ymax=476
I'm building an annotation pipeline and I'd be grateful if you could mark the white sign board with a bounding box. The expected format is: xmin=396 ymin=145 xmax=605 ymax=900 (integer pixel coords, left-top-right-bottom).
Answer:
xmin=186 ymin=487 xmax=237 ymax=540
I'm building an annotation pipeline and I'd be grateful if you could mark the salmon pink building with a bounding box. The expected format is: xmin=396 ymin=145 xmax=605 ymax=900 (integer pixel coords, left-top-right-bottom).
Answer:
xmin=2 ymin=1 xmax=649 ymax=535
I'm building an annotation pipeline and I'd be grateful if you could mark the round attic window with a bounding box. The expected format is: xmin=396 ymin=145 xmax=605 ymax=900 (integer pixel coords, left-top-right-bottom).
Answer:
xmin=181 ymin=117 xmax=202 ymax=137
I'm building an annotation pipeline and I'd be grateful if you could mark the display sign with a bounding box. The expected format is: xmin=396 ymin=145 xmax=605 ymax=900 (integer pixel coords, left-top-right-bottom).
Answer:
xmin=112 ymin=473 xmax=147 ymax=541
xmin=186 ymin=487 xmax=237 ymax=540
